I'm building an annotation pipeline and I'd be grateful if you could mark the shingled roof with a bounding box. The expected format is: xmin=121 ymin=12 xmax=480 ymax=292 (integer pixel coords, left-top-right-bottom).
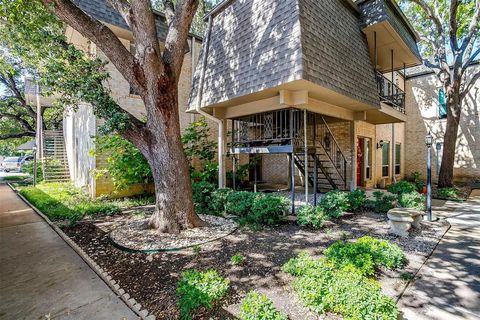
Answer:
xmin=73 ymin=0 xmax=168 ymax=40
xmin=188 ymin=0 xmax=380 ymax=111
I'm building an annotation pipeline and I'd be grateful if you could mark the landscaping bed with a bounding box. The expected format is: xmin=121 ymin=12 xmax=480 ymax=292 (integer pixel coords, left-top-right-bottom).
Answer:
xmin=62 ymin=208 xmax=449 ymax=319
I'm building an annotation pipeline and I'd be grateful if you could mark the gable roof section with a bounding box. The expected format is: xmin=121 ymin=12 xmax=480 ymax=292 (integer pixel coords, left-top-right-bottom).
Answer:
xmin=189 ymin=0 xmax=380 ymax=110
xmin=73 ymin=0 xmax=168 ymax=40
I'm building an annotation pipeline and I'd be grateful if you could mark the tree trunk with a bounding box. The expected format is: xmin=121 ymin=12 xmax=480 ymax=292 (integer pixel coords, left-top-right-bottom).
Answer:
xmin=130 ymin=87 xmax=205 ymax=233
xmin=438 ymin=91 xmax=461 ymax=188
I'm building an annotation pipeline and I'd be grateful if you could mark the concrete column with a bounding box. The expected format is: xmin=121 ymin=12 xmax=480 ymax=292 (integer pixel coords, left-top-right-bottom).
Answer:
xmin=350 ymin=120 xmax=357 ymax=191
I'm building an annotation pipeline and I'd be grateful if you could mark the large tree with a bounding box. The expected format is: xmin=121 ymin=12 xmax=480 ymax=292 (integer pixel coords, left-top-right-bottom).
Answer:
xmin=1 ymin=0 xmax=205 ymax=233
xmin=401 ymin=0 xmax=480 ymax=187
xmin=0 ymin=53 xmax=62 ymax=141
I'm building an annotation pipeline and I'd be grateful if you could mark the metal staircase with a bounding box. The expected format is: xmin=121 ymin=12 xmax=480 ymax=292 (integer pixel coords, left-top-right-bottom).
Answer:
xmin=293 ymin=115 xmax=347 ymax=192
xmin=42 ymin=130 xmax=70 ymax=182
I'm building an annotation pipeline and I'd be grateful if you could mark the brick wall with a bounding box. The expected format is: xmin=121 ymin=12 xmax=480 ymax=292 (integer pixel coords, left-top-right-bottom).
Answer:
xmin=405 ymin=64 xmax=480 ymax=183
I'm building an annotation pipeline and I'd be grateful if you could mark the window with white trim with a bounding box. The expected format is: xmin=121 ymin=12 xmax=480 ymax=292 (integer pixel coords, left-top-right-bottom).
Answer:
xmin=382 ymin=141 xmax=390 ymax=177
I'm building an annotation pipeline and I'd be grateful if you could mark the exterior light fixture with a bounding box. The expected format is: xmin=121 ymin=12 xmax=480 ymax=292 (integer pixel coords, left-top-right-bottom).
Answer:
xmin=425 ymin=132 xmax=433 ymax=221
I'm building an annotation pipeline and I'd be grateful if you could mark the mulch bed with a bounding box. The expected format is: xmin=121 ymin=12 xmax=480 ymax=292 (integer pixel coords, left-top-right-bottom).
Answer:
xmin=61 ymin=211 xmax=449 ymax=320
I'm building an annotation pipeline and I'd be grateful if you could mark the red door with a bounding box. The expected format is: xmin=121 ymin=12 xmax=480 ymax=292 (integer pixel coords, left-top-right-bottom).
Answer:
xmin=356 ymin=138 xmax=364 ymax=187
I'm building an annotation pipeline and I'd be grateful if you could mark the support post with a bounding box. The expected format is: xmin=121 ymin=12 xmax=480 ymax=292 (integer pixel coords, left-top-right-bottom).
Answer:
xmin=232 ymin=156 xmax=236 ymax=190
xmin=350 ymin=121 xmax=357 ymax=192
xmin=374 ymin=31 xmax=377 ymax=72
xmin=290 ymin=109 xmax=295 ymax=215
xmin=313 ymin=115 xmax=317 ymax=206
xmin=304 ymin=109 xmax=308 ymax=204
xmin=426 ymin=142 xmax=432 ymax=221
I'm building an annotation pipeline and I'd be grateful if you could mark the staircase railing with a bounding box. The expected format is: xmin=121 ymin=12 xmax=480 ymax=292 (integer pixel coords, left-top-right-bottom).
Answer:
xmin=317 ymin=116 xmax=347 ymax=188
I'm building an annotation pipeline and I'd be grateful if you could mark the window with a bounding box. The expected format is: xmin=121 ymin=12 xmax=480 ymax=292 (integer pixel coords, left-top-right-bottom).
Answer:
xmin=382 ymin=141 xmax=390 ymax=177
xmin=395 ymin=143 xmax=401 ymax=175
xmin=439 ymin=88 xmax=447 ymax=119
xmin=365 ymin=138 xmax=372 ymax=180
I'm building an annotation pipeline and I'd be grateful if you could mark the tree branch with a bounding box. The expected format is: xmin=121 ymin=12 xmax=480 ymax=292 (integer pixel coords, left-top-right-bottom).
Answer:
xmin=449 ymin=0 xmax=459 ymax=52
xmin=162 ymin=0 xmax=198 ymax=80
xmin=0 ymin=131 xmax=35 ymax=139
xmin=460 ymin=0 xmax=480 ymax=52
xmin=410 ymin=0 xmax=444 ymax=35
xmin=0 ymin=74 xmax=36 ymax=118
xmin=41 ymin=0 xmax=146 ymax=96
xmin=0 ymin=112 xmax=35 ymax=132
xmin=461 ymin=71 xmax=480 ymax=99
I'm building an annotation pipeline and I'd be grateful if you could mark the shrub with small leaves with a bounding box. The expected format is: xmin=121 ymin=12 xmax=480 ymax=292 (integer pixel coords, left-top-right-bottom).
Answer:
xmin=319 ymin=190 xmax=349 ymax=218
xmin=230 ymin=253 xmax=245 ymax=265
xmin=347 ymin=189 xmax=367 ymax=212
xmin=297 ymin=205 xmax=327 ymax=229
xmin=225 ymin=191 xmax=258 ymax=217
xmin=210 ymin=188 xmax=233 ymax=215
xmin=240 ymin=291 xmax=288 ymax=320
xmin=398 ymin=191 xmax=425 ymax=210
xmin=387 ymin=180 xmax=417 ymax=195
xmin=176 ymin=269 xmax=230 ymax=320
xmin=245 ymin=195 xmax=289 ymax=226
xmin=372 ymin=191 xmax=396 ymax=213
xmin=192 ymin=182 xmax=217 ymax=215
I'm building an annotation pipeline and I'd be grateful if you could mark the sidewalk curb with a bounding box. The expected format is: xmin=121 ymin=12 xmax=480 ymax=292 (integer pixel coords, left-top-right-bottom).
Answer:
xmin=8 ymin=183 xmax=156 ymax=320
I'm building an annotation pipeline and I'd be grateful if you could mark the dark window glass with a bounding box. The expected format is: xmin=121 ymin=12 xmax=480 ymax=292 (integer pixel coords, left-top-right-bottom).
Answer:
xmin=439 ymin=88 xmax=447 ymax=119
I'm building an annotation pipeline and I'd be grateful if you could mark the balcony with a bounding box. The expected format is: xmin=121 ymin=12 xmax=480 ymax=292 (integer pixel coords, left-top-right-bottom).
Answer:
xmin=376 ymin=72 xmax=405 ymax=113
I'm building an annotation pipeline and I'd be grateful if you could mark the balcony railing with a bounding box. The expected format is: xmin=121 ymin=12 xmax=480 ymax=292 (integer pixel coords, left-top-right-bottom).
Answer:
xmin=376 ymin=72 xmax=406 ymax=113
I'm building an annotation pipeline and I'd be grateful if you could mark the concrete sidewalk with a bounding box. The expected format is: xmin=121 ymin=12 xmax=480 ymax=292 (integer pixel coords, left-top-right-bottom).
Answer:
xmin=399 ymin=190 xmax=480 ymax=320
xmin=0 ymin=184 xmax=138 ymax=320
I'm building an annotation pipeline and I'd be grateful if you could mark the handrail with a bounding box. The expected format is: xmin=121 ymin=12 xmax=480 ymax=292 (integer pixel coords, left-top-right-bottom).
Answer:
xmin=320 ymin=116 xmax=347 ymax=161
xmin=376 ymin=71 xmax=406 ymax=113
xmin=376 ymin=71 xmax=403 ymax=93
xmin=317 ymin=115 xmax=347 ymax=185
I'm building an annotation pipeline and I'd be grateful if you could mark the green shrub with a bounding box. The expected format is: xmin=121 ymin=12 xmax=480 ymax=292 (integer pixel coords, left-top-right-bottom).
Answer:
xmin=191 ymin=182 xmax=216 ymax=215
xmin=319 ymin=190 xmax=349 ymax=218
xmin=398 ymin=191 xmax=425 ymax=210
xmin=230 ymin=253 xmax=245 ymax=265
xmin=387 ymin=180 xmax=417 ymax=195
xmin=245 ymin=195 xmax=288 ymax=226
xmin=372 ymin=191 xmax=396 ymax=213
xmin=225 ymin=191 xmax=257 ymax=216
xmin=297 ymin=205 xmax=327 ymax=229
xmin=324 ymin=236 xmax=406 ymax=276
xmin=240 ymin=291 xmax=287 ymax=320
xmin=412 ymin=171 xmax=424 ymax=192
xmin=436 ymin=187 xmax=460 ymax=200
xmin=283 ymin=253 xmax=398 ymax=320
xmin=210 ymin=188 xmax=233 ymax=214
xmin=347 ymin=189 xmax=367 ymax=212
xmin=176 ymin=269 xmax=230 ymax=320
xmin=19 ymin=183 xmax=121 ymax=222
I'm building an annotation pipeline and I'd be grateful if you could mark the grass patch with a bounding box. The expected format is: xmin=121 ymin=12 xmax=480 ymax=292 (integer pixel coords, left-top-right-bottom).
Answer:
xmin=18 ymin=182 xmax=121 ymax=223
xmin=3 ymin=175 xmax=29 ymax=181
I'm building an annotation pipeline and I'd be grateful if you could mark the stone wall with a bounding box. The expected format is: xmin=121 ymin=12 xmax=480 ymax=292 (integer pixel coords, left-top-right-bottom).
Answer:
xmin=404 ymin=64 xmax=480 ymax=183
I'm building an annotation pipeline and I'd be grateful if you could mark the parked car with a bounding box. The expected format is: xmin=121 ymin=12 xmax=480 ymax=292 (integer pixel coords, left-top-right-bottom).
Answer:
xmin=1 ymin=156 xmax=22 ymax=172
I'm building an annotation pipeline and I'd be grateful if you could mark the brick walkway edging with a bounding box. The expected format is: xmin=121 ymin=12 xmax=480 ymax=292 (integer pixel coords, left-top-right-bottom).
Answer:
xmin=8 ymin=183 xmax=156 ymax=320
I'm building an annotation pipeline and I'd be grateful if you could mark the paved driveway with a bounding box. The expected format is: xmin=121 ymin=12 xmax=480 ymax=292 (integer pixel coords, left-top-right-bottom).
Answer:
xmin=0 ymin=184 xmax=138 ymax=320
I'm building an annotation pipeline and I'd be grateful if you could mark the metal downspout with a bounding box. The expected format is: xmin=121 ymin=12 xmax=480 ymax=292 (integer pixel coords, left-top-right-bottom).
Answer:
xmin=195 ymin=16 xmax=225 ymax=188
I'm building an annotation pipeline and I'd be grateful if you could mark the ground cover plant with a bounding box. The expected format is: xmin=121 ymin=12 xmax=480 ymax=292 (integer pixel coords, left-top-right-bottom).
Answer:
xmin=397 ymin=191 xmax=426 ymax=210
xmin=239 ymin=291 xmax=287 ymax=320
xmin=318 ymin=190 xmax=349 ymax=218
xmin=2 ymin=175 xmax=28 ymax=181
xmin=283 ymin=237 xmax=403 ymax=320
xmin=176 ymin=269 xmax=229 ymax=320
xmin=387 ymin=180 xmax=417 ymax=195
xmin=371 ymin=191 xmax=397 ymax=213
xmin=19 ymin=182 xmax=121 ymax=223
xmin=436 ymin=187 xmax=462 ymax=201
xmin=346 ymin=189 xmax=367 ymax=212
xmin=296 ymin=204 xmax=328 ymax=229
xmin=324 ymin=236 xmax=406 ymax=276
xmin=230 ymin=253 xmax=245 ymax=265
